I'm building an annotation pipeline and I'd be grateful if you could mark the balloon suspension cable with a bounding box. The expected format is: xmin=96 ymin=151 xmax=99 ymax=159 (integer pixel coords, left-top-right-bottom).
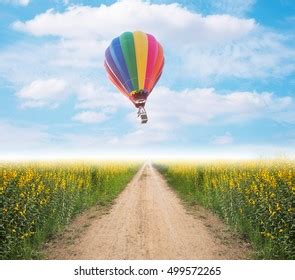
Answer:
xmin=137 ymin=106 xmax=148 ymax=124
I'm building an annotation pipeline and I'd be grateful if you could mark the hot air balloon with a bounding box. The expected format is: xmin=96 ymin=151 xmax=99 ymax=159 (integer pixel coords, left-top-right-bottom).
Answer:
xmin=104 ymin=31 xmax=164 ymax=124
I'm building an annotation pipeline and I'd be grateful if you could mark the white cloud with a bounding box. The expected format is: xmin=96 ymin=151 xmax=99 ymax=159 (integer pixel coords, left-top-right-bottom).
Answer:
xmin=18 ymin=0 xmax=29 ymax=5
xmin=52 ymin=38 xmax=108 ymax=68
xmin=212 ymin=132 xmax=234 ymax=145
xmin=111 ymin=87 xmax=294 ymax=148
xmin=0 ymin=40 xmax=107 ymax=93
xmin=0 ymin=0 xmax=30 ymax=6
xmin=72 ymin=111 xmax=108 ymax=123
xmin=9 ymin=0 xmax=294 ymax=81
xmin=146 ymin=87 xmax=293 ymax=127
xmin=183 ymin=31 xmax=295 ymax=80
xmin=75 ymin=83 xmax=130 ymax=110
xmin=12 ymin=0 xmax=255 ymax=45
xmin=0 ymin=119 xmax=295 ymax=159
xmin=16 ymin=79 xmax=68 ymax=108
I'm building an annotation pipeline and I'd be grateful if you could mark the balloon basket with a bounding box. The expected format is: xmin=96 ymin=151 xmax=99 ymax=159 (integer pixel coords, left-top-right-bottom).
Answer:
xmin=138 ymin=107 xmax=148 ymax=124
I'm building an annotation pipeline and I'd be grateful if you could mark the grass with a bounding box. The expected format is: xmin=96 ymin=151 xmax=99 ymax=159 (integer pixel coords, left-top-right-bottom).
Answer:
xmin=156 ymin=160 xmax=295 ymax=259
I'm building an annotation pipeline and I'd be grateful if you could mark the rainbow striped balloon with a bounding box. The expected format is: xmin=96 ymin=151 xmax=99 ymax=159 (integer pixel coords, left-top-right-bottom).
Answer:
xmin=104 ymin=31 xmax=164 ymax=107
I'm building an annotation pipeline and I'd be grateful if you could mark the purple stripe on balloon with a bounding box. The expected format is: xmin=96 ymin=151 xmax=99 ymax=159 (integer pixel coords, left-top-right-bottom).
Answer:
xmin=105 ymin=47 xmax=129 ymax=93
xmin=105 ymin=61 xmax=129 ymax=96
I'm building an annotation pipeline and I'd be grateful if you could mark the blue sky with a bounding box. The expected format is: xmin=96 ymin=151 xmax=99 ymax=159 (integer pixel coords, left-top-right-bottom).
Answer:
xmin=0 ymin=0 xmax=294 ymax=159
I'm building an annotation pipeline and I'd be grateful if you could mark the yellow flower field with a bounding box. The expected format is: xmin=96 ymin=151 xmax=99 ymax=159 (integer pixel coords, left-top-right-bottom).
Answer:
xmin=157 ymin=160 xmax=295 ymax=259
xmin=0 ymin=161 xmax=139 ymax=259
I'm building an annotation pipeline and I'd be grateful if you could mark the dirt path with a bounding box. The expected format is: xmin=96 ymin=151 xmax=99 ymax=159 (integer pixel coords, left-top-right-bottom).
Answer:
xmin=44 ymin=163 xmax=251 ymax=259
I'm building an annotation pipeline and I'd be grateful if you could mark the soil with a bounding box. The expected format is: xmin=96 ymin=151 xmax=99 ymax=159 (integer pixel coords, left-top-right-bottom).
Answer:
xmin=43 ymin=163 xmax=252 ymax=259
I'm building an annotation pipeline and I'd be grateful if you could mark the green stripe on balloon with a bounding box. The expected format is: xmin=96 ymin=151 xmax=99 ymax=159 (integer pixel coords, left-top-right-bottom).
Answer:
xmin=119 ymin=32 xmax=139 ymax=91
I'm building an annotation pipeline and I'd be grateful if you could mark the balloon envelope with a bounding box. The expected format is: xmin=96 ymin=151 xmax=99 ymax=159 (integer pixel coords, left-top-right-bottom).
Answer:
xmin=105 ymin=31 xmax=164 ymax=107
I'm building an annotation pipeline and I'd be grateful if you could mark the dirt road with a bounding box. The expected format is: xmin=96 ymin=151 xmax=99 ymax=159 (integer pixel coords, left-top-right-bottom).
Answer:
xmin=44 ymin=163 xmax=251 ymax=259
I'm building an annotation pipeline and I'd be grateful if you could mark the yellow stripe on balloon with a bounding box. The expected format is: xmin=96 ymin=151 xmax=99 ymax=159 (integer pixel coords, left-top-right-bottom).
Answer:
xmin=133 ymin=31 xmax=148 ymax=90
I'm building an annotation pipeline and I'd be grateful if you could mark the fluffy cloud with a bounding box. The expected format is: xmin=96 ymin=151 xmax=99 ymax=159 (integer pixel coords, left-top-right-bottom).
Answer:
xmin=12 ymin=0 xmax=255 ymax=45
xmin=16 ymin=79 xmax=68 ymax=108
xmin=0 ymin=39 xmax=106 ymax=91
xmin=10 ymin=0 xmax=294 ymax=81
xmin=146 ymin=87 xmax=293 ymax=127
xmin=183 ymin=31 xmax=295 ymax=80
xmin=0 ymin=0 xmax=30 ymax=6
xmin=72 ymin=111 xmax=108 ymax=123
xmin=72 ymin=83 xmax=131 ymax=123
xmin=110 ymin=87 xmax=294 ymax=147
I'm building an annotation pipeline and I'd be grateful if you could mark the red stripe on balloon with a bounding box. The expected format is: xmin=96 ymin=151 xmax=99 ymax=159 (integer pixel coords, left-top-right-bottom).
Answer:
xmin=147 ymin=42 xmax=164 ymax=92
xmin=144 ymin=34 xmax=158 ymax=91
